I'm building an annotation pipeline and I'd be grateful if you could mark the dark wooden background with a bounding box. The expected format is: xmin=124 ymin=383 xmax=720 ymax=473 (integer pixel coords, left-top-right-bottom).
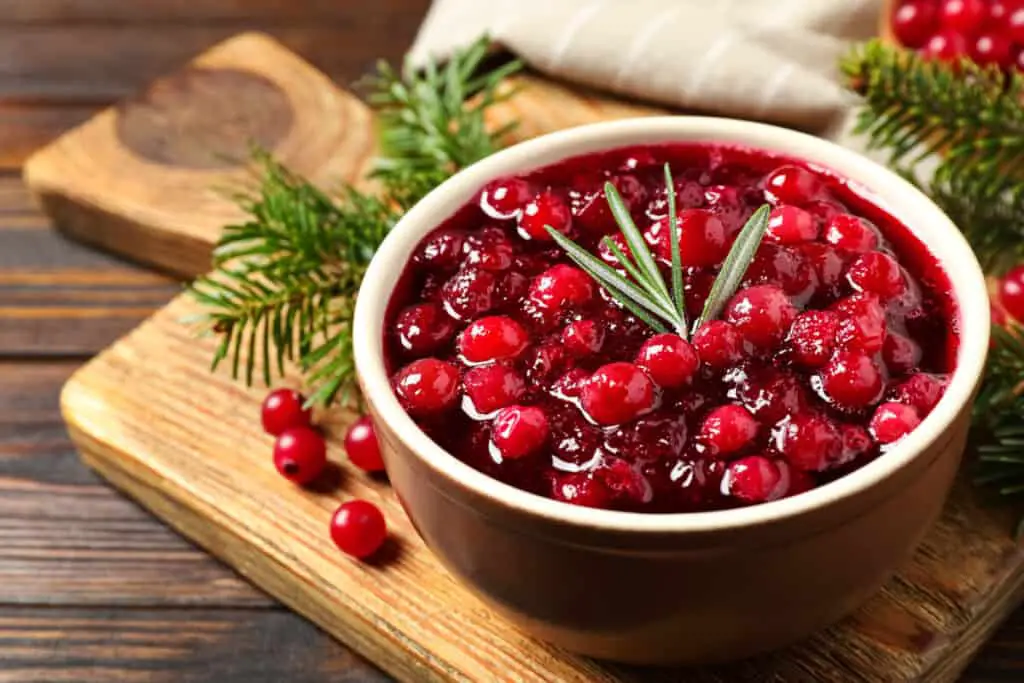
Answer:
xmin=0 ymin=1 xmax=1020 ymax=680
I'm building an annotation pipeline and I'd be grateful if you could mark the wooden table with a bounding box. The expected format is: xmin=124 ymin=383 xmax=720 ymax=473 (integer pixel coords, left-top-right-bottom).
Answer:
xmin=0 ymin=2 xmax=1020 ymax=680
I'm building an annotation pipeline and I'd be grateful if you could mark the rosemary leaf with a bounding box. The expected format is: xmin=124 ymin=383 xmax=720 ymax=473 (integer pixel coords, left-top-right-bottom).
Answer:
xmin=604 ymin=182 xmax=675 ymax=313
xmin=664 ymin=164 xmax=687 ymax=332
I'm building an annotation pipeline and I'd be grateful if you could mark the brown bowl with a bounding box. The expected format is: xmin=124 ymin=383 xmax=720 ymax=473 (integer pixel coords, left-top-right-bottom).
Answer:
xmin=352 ymin=117 xmax=990 ymax=665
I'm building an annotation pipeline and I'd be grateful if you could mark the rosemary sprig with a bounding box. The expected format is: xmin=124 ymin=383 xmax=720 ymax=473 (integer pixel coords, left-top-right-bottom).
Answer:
xmin=547 ymin=164 xmax=770 ymax=339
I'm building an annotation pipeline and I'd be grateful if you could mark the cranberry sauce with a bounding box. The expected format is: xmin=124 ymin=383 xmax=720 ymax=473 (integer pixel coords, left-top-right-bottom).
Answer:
xmin=383 ymin=143 xmax=957 ymax=513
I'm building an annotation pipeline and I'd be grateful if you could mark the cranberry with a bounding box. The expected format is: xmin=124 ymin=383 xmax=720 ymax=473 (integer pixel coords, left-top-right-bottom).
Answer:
xmin=646 ymin=209 xmax=729 ymax=267
xmin=524 ymin=342 xmax=569 ymax=385
xmin=832 ymin=294 xmax=887 ymax=354
xmin=766 ymin=205 xmax=818 ymax=244
xmin=1011 ymin=7 xmax=1024 ymax=43
xmin=414 ymin=228 xmax=465 ymax=270
xmin=704 ymin=185 xmax=751 ymax=235
xmin=999 ymin=265 xmax=1024 ymax=322
xmin=344 ymin=416 xmax=385 ymax=472
xmin=580 ymin=362 xmax=656 ymax=425
xmin=846 ymin=251 xmax=906 ymax=301
xmin=596 ymin=458 xmax=652 ymax=504
xmin=481 ymin=177 xmax=533 ymax=219
xmin=693 ymin=320 xmax=747 ymax=370
xmin=893 ymin=1 xmax=938 ymax=48
xmin=492 ymin=405 xmax=549 ymax=459
xmin=724 ymin=456 xmax=783 ymax=503
xmin=724 ymin=285 xmax=798 ymax=349
xmin=393 ymin=358 xmax=460 ymax=415
xmin=971 ymin=32 xmax=1014 ymax=69
xmin=330 ymin=500 xmax=387 ymax=559
xmin=497 ymin=270 xmax=530 ymax=305
xmin=464 ymin=227 xmax=514 ymax=271
xmin=574 ymin=174 xmax=647 ymax=234
xmin=562 ymin=319 xmax=605 ymax=356
xmin=823 ymin=214 xmax=879 ymax=253
xmin=518 ymin=191 xmax=572 ymax=241
xmin=699 ymin=404 xmax=759 ymax=456
xmin=529 ymin=264 xmax=594 ymax=311
xmin=987 ymin=0 xmax=1014 ymax=25
xmin=731 ymin=366 xmax=809 ymax=423
xmin=605 ymin=412 xmax=688 ymax=462
xmin=458 ymin=316 xmax=529 ymax=363
xmin=635 ymin=334 xmax=699 ymax=388
xmin=797 ymin=243 xmax=847 ymax=293
xmin=395 ymin=303 xmax=456 ymax=357
xmin=938 ymin=0 xmax=986 ymax=34
xmin=463 ymin=364 xmax=525 ymax=415
xmin=743 ymin=243 xmax=815 ymax=299
xmin=883 ymin=333 xmax=923 ymax=374
xmin=551 ymin=368 xmax=590 ymax=399
xmin=774 ymin=413 xmax=842 ymax=472
xmin=787 ymin=310 xmax=839 ymax=368
xmin=764 ymin=165 xmax=823 ymax=205
xmin=889 ymin=373 xmax=948 ymax=414
xmin=818 ymin=350 xmax=884 ymax=409
xmin=273 ymin=427 xmax=327 ymax=485
xmin=552 ymin=472 xmax=611 ymax=508
xmin=441 ymin=267 xmax=496 ymax=321
xmin=646 ymin=178 xmax=705 ymax=220
xmin=923 ymin=30 xmax=969 ymax=61
xmin=870 ymin=402 xmax=922 ymax=445
xmin=261 ymin=388 xmax=313 ymax=436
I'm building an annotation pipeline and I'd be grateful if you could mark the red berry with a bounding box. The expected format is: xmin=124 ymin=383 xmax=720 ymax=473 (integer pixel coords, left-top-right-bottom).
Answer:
xmin=773 ymin=413 xmax=842 ymax=472
xmin=392 ymin=358 xmax=460 ymax=415
xmin=987 ymin=0 xmax=1014 ymax=26
xmin=518 ymin=191 xmax=572 ymax=241
xmin=692 ymin=320 xmax=747 ymax=370
xmin=552 ymin=472 xmax=611 ymax=508
xmin=463 ymin=363 xmax=525 ymax=415
xmin=724 ymin=285 xmax=798 ymax=349
xmin=580 ymin=362 xmax=656 ymax=426
xmin=742 ymin=243 xmax=815 ymax=299
xmin=938 ymin=0 xmax=986 ymax=34
xmin=893 ymin=1 xmax=938 ymax=48
xmin=733 ymin=367 xmax=809 ymax=423
xmin=344 ymin=416 xmax=385 ymax=472
xmin=787 ymin=310 xmax=839 ymax=368
xmin=492 ymin=405 xmax=549 ymax=459
xmin=273 ymin=427 xmax=327 ymax=485
xmin=823 ymin=214 xmax=879 ymax=253
xmin=703 ymin=185 xmax=751 ymax=235
xmin=699 ymin=404 xmax=759 ymax=457
xmin=870 ymin=402 xmax=922 ymax=445
xmin=1011 ymin=7 xmax=1024 ymax=43
xmin=261 ymin=388 xmax=313 ymax=436
xmin=764 ymin=165 xmax=823 ymax=205
xmin=529 ymin=264 xmax=594 ymax=311
xmin=724 ymin=455 xmax=783 ymax=503
xmin=1000 ymin=265 xmax=1024 ymax=321
xmin=464 ymin=227 xmax=514 ymax=271
xmin=635 ymin=334 xmax=699 ymax=388
xmin=481 ymin=177 xmax=533 ymax=219
xmin=841 ymin=424 xmax=874 ymax=461
xmin=524 ymin=342 xmax=569 ymax=385
xmin=923 ymin=30 xmax=969 ymax=61
xmin=819 ymin=350 xmax=884 ymax=409
xmin=832 ymin=294 xmax=887 ymax=354
xmin=458 ymin=315 xmax=529 ymax=363
xmin=646 ymin=209 xmax=729 ymax=267
xmin=889 ymin=373 xmax=948 ymax=414
xmin=562 ymin=319 xmax=605 ymax=356
xmin=846 ymin=251 xmax=906 ymax=301
xmin=596 ymin=458 xmax=652 ymax=504
xmin=883 ymin=333 xmax=923 ymax=374
xmin=395 ymin=303 xmax=456 ymax=357
xmin=552 ymin=368 xmax=590 ymax=399
xmin=797 ymin=242 xmax=847 ymax=292
xmin=441 ymin=267 xmax=496 ymax=321
xmin=971 ymin=32 xmax=1014 ymax=69
xmin=414 ymin=228 xmax=465 ymax=270
xmin=330 ymin=500 xmax=387 ymax=559
xmin=574 ymin=174 xmax=647 ymax=234
xmin=766 ymin=205 xmax=818 ymax=244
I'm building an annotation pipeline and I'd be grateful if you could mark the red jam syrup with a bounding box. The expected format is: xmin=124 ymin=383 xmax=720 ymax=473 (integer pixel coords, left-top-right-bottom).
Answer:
xmin=383 ymin=143 xmax=958 ymax=513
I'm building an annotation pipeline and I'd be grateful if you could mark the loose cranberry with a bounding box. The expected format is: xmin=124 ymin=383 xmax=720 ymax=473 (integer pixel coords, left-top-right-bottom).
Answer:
xmin=552 ymin=472 xmax=611 ymax=508
xmin=344 ymin=416 xmax=385 ymax=472
xmin=923 ymin=30 xmax=969 ymax=61
xmin=823 ymin=215 xmax=879 ymax=253
xmin=832 ymin=294 xmax=887 ymax=354
xmin=395 ymin=303 xmax=456 ymax=357
xmin=635 ymin=333 xmax=699 ymax=388
xmin=1011 ymin=7 xmax=1024 ymax=43
xmin=441 ymin=267 xmax=496 ymax=321
xmin=846 ymin=251 xmax=907 ymax=301
xmin=766 ymin=205 xmax=818 ymax=244
xmin=518 ymin=191 xmax=572 ymax=241
xmin=699 ymin=404 xmax=759 ymax=457
xmin=893 ymin=1 xmax=938 ymax=48
xmin=870 ymin=402 xmax=922 ymax=445
xmin=646 ymin=209 xmax=729 ymax=267
xmin=938 ymin=0 xmax=986 ymax=34
xmin=273 ymin=427 xmax=327 ymax=485
xmin=393 ymin=358 xmax=460 ymax=415
xmin=562 ymin=319 xmax=605 ymax=356
xmin=261 ymin=388 xmax=313 ymax=436
xmin=764 ymin=165 xmax=823 ymax=205
xmin=774 ymin=413 xmax=842 ymax=472
xmin=330 ymin=500 xmax=387 ymax=559
xmin=971 ymin=32 xmax=1015 ymax=69
xmin=580 ymin=362 xmax=656 ymax=425
xmin=999 ymin=265 xmax=1024 ymax=322
xmin=692 ymin=320 xmax=747 ymax=370
xmin=787 ymin=310 xmax=839 ymax=368
xmin=724 ymin=285 xmax=798 ymax=349
xmin=529 ymin=264 xmax=594 ymax=311
xmin=492 ymin=405 xmax=549 ymax=459
xmin=458 ymin=316 xmax=529 ymax=363
xmin=987 ymin=0 xmax=1014 ymax=26
xmin=724 ymin=456 xmax=783 ymax=503
xmin=464 ymin=227 xmax=514 ymax=271
xmin=481 ymin=177 xmax=533 ymax=219
xmin=883 ymin=333 xmax=923 ymax=374
xmin=889 ymin=373 xmax=948 ymax=414
xmin=463 ymin=364 xmax=525 ymax=415
xmin=818 ymin=350 xmax=884 ymax=409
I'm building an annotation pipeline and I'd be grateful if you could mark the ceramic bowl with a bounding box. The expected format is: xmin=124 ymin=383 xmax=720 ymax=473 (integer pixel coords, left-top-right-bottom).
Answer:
xmin=352 ymin=117 xmax=989 ymax=665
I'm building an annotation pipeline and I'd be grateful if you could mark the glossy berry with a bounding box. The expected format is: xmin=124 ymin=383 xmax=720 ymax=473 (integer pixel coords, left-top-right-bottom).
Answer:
xmin=464 ymin=227 xmax=514 ymax=271
xmin=798 ymin=243 xmax=847 ymax=292
xmin=492 ymin=405 xmax=550 ymax=459
xmin=458 ymin=315 xmax=529 ymax=363
xmin=414 ymin=228 xmax=465 ymax=270
xmin=883 ymin=333 xmax=923 ymax=374
xmin=273 ymin=427 xmax=327 ymax=485
xmin=330 ymin=500 xmax=387 ymax=559
xmin=764 ymin=165 xmax=823 ymax=205
xmin=725 ymin=456 xmax=783 ymax=503
xmin=261 ymin=388 xmax=313 ymax=436
xmin=819 ymin=350 xmax=884 ymax=409
xmin=892 ymin=1 xmax=938 ymax=48
xmin=846 ymin=251 xmax=906 ymax=301
xmin=889 ymin=373 xmax=948 ymax=414
xmin=562 ymin=319 xmax=605 ymax=356
xmin=841 ymin=424 xmax=873 ymax=462
xmin=395 ymin=303 xmax=456 ymax=357
xmin=441 ymin=267 xmax=496 ymax=321
xmin=774 ymin=413 xmax=842 ymax=472
xmin=733 ymin=367 xmax=809 ymax=423
xmin=635 ymin=333 xmax=699 ymax=388
xmin=552 ymin=472 xmax=611 ymax=508
xmin=971 ymin=32 xmax=1014 ymax=69
xmin=646 ymin=209 xmax=729 ymax=267
xmin=463 ymin=363 xmax=525 ymax=415
xmin=870 ymin=402 xmax=922 ymax=445
xmin=766 ymin=205 xmax=818 ymax=244
xmin=393 ymin=358 xmax=460 ymax=415
xmin=923 ymin=30 xmax=969 ymax=61
xmin=344 ymin=416 xmax=385 ymax=472
xmin=999 ymin=265 xmax=1024 ymax=322
xmin=692 ymin=320 xmax=746 ymax=370
xmin=1012 ymin=7 xmax=1024 ymax=43
xmin=832 ymin=294 xmax=887 ymax=354
xmin=552 ymin=368 xmax=590 ymax=399
xmin=787 ymin=310 xmax=839 ymax=368
xmin=529 ymin=265 xmax=594 ymax=311
xmin=518 ymin=191 xmax=572 ymax=241
xmin=480 ymin=177 xmax=533 ymax=219
xmin=699 ymin=404 xmax=759 ymax=457
xmin=724 ymin=285 xmax=798 ymax=349
xmin=823 ymin=214 xmax=878 ymax=253
xmin=938 ymin=0 xmax=986 ymax=34
xmin=580 ymin=362 xmax=656 ymax=426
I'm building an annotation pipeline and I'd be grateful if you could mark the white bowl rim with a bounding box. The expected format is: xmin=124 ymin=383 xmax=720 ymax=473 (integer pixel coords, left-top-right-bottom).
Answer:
xmin=353 ymin=116 xmax=989 ymax=534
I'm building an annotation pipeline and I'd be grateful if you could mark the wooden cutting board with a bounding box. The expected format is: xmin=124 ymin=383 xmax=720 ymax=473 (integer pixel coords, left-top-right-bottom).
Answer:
xmin=39 ymin=32 xmax=1024 ymax=683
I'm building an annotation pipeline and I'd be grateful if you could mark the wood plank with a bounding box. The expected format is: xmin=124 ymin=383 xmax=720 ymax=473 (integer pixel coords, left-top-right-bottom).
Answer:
xmin=0 ymin=103 xmax=102 ymax=170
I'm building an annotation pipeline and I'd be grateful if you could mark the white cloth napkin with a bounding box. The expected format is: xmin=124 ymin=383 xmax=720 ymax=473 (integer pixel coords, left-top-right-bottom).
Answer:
xmin=409 ymin=0 xmax=883 ymax=137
